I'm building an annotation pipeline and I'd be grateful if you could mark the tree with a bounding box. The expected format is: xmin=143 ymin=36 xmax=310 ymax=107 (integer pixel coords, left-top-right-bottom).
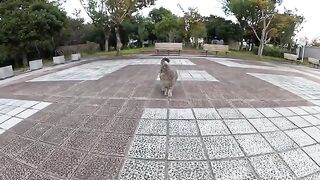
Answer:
xmin=190 ymin=22 xmax=207 ymax=48
xmin=0 ymin=0 xmax=66 ymax=67
xmin=137 ymin=16 xmax=149 ymax=47
xmin=155 ymin=15 xmax=180 ymax=42
xmin=106 ymin=0 xmax=156 ymax=55
xmin=205 ymin=15 xmax=241 ymax=43
xmin=222 ymin=0 xmax=283 ymax=56
xmin=149 ymin=7 xmax=173 ymax=23
xmin=80 ymin=0 xmax=111 ymax=51
xmin=177 ymin=6 xmax=203 ymax=45
xmin=269 ymin=10 xmax=304 ymax=48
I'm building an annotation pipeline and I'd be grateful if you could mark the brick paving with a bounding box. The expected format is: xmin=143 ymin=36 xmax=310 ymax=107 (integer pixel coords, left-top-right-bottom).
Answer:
xmin=0 ymin=55 xmax=320 ymax=179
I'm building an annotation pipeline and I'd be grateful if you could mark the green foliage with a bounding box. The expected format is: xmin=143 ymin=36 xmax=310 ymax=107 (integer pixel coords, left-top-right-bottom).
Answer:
xmin=253 ymin=45 xmax=289 ymax=57
xmin=0 ymin=0 xmax=67 ymax=66
xmin=155 ymin=15 xmax=181 ymax=42
xmin=205 ymin=15 xmax=241 ymax=42
xmin=149 ymin=7 xmax=173 ymax=23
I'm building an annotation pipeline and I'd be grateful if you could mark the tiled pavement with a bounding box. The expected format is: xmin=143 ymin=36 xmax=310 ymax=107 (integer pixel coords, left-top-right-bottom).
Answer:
xmin=0 ymin=56 xmax=320 ymax=179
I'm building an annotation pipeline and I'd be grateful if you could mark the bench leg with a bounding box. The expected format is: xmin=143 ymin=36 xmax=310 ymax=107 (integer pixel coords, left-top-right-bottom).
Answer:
xmin=206 ymin=51 xmax=208 ymax=57
xmin=215 ymin=52 xmax=218 ymax=55
xmin=168 ymin=50 xmax=169 ymax=56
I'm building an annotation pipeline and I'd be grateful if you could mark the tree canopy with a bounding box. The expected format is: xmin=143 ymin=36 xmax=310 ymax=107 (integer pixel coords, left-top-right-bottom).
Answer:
xmin=0 ymin=0 xmax=66 ymax=66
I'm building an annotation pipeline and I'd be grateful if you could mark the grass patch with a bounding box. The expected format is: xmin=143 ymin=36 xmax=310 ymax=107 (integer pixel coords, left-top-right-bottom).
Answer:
xmin=82 ymin=46 xmax=154 ymax=58
xmin=213 ymin=50 xmax=286 ymax=62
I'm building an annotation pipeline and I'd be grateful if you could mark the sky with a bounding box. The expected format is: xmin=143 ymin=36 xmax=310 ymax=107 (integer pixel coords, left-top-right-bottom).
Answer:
xmin=63 ymin=0 xmax=320 ymax=43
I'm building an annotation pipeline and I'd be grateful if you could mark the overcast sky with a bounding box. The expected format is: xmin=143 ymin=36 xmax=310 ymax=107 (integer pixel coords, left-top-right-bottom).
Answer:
xmin=64 ymin=0 xmax=319 ymax=43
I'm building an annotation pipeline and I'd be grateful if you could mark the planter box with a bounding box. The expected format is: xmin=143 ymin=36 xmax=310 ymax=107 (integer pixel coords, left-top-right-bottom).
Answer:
xmin=29 ymin=59 xmax=43 ymax=71
xmin=53 ymin=55 xmax=65 ymax=64
xmin=0 ymin=65 xmax=14 ymax=79
xmin=71 ymin=53 xmax=81 ymax=61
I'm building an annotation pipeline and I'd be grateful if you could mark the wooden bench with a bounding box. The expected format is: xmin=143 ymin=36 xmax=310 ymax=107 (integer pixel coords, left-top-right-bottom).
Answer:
xmin=283 ymin=53 xmax=300 ymax=64
xmin=203 ymin=44 xmax=230 ymax=56
xmin=308 ymin=57 xmax=320 ymax=68
xmin=155 ymin=43 xmax=183 ymax=56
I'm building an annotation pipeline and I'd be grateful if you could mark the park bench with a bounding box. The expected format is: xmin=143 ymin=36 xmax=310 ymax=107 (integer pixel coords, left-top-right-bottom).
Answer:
xmin=202 ymin=44 xmax=230 ymax=56
xmin=308 ymin=57 xmax=320 ymax=68
xmin=283 ymin=53 xmax=300 ymax=64
xmin=155 ymin=43 xmax=183 ymax=55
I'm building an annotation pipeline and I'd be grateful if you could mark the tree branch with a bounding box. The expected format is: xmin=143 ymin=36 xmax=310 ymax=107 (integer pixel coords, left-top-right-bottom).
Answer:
xmin=250 ymin=25 xmax=261 ymax=42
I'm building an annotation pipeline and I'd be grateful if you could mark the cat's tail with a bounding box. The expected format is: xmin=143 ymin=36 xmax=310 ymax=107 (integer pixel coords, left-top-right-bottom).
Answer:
xmin=161 ymin=57 xmax=170 ymax=65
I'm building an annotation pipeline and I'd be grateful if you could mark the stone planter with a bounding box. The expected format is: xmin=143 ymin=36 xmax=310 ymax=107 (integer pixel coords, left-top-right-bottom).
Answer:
xmin=53 ymin=55 xmax=65 ymax=64
xmin=0 ymin=65 xmax=14 ymax=79
xmin=71 ymin=53 xmax=81 ymax=61
xmin=29 ymin=59 xmax=43 ymax=71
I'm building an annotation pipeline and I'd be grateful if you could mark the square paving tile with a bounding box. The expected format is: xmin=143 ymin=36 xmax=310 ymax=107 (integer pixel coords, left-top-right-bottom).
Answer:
xmin=286 ymin=116 xmax=312 ymax=128
xmin=0 ymin=117 xmax=23 ymax=130
xmin=235 ymin=134 xmax=274 ymax=156
xmin=285 ymin=129 xmax=316 ymax=147
xmin=16 ymin=109 xmax=39 ymax=119
xmin=0 ymin=160 xmax=34 ymax=180
xmin=73 ymin=154 xmax=123 ymax=179
xmin=301 ymin=115 xmax=320 ymax=125
xmin=281 ymin=149 xmax=320 ymax=178
xmin=263 ymin=131 xmax=298 ymax=151
xmin=288 ymin=107 xmax=309 ymax=115
xmin=225 ymin=119 xmax=257 ymax=134
xmin=137 ymin=119 xmax=167 ymax=135
xmin=6 ymin=107 xmax=26 ymax=116
xmin=92 ymin=133 xmax=132 ymax=156
xmin=39 ymin=148 xmax=85 ymax=179
xmin=57 ymin=114 xmax=89 ymax=129
xmin=168 ymin=137 xmax=206 ymax=160
xmin=141 ymin=108 xmax=167 ymax=119
xmin=268 ymin=117 xmax=297 ymax=130
xmin=63 ymin=130 xmax=99 ymax=151
xmin=257 ymin=108 xmax=282 ymax=118
xmin=39 ymin=127 xmax=72 ymax=145
xmin=71 ymin=105 xmax=99 ymax=115
xmin=169 ymin=108 xmax=195 ymax=119
xmin=119 ymin=159 xmax=165 ymax=180
xmin=198 ymin=120 xmax=230 ymax=135
xmin=0 ymin=131 xmax=18 ymax=149
xmin=274 ymin=107 xmax=296 ymax=116
xmin=248 ymin=118 xmax=279 ymax=132
xmin=168 ymin=161 xmax=213 ymax=179
xmin=300 ymin=106 xmax=319 ymax=114
xmin=217 ymin=108 xmax=244 ymax=119
xmin=107 ymin=117 xmax=139 ymax=135
xmin=24 ymin=123 xmax=52 ymax=139
xmin=9 ymin=121 xmax=37 ymax=135
xmin=238 ymin=108 xmax=265 ymax=119
xmin=169 ymin=120 xmax=198 ymax=136
xmin=203 ymin=136 xmax=244 ymax=159
xmin=250 ymin=154 xmax=295 ymax=179
xmin=211 ymin=159 xmax=257 ymax=180
xmin=128 ymin=135 xmax=166 ymax=159
xmin=1 ymin=136 xmax=33 ymax=157
xmin=303 ymin=127 xmax=320 ymax=142
xmin=303 ymin=144 xmax=320 ymax=165
xmin=302 ymin=173 xmax=320 ymax=180
xmin=94 ymin=105 xmax=121 ymax=117
xmin=0 ymin=114 xmax=11 ymax=124
xmin=27 ymin=171 xmax=59 ymax=180
xmin=82 ymin=115 xmax=113 ymax=131
xmin=193 ymin=108 xmax=221 ymax=119
xmin=18 ymin=142 xmax=54 ymax=168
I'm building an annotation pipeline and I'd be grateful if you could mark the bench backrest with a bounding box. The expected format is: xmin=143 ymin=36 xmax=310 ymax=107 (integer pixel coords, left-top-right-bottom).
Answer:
xmin=155 ymin=43 xmax=183 ymax=51
xmin=203 ymin=44 xmax=229 ymax=52
xmin=308 ymin=57 xmax=320 ymax=64
xmin=283 ymin=53 xmax=298 ymax=60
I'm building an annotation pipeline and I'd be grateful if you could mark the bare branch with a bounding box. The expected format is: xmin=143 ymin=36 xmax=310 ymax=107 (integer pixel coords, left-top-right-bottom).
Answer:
xmin=250 ymin=25 xmax=261 ymax=42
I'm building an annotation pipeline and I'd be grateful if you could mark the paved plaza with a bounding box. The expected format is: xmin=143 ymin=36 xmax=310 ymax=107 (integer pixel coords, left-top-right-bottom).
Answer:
xmin=1 ymin=55 xmax=320 ymax=179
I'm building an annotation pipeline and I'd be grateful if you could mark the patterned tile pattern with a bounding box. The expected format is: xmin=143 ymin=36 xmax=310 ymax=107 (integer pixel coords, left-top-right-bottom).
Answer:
xmin=121 ymin=107 xmax=320 ymax=179
xmin=0 ymin=99 xmax=51 ymax=134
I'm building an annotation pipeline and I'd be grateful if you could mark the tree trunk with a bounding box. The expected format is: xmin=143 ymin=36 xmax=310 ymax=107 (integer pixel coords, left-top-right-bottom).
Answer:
xmin=258 ymin=26 xmax=266 ymax=57
xmin=104 ymin=37 xmax=109 ymax=52
xmin=115 ymin=27 xmax=122 ymax=56
xmin=22 ymin=51 xmax=28 ymax=67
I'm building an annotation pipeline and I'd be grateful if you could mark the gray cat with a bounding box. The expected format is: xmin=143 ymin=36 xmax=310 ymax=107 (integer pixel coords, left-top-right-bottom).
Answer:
xmin=159 ymin=57 xmax=178 ymax=97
